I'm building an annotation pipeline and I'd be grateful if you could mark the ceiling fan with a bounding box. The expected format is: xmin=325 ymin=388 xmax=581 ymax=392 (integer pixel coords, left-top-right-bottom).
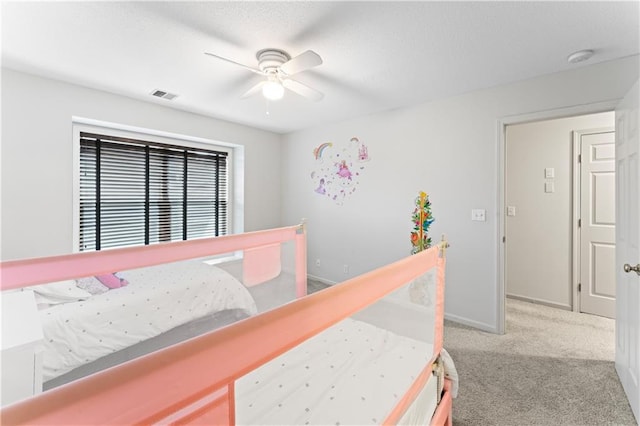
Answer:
xmin=204 ymin=48 xmax=324 ymax=102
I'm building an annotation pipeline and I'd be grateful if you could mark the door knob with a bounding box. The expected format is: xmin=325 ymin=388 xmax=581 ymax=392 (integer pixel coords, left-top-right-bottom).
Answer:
xmin=624 ymin=263 xmax=640 ymax=275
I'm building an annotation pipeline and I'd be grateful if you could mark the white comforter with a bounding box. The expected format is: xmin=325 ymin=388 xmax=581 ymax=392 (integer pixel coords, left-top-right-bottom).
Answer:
xmin=236 ymin=317 xmax=433 ymax=425
xmin=40 ymin=261 xmax=256 ymax=381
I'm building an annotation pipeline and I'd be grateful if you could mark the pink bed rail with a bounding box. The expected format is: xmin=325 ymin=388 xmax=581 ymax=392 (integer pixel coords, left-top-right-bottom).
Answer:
xmin=0 ymin=232 xmax=447 ymax=426
xmin=430 ymin=379 xmax=454 ymax=426
xmin=0 ymin=224 xmax=307 ymax=296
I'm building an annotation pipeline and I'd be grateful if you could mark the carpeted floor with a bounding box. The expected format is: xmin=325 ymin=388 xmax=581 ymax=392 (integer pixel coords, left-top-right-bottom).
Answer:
xmin=445 ymin=298 xmax=636 ymax=425
xmin=307 ymin=278 xmax=330 ymax=294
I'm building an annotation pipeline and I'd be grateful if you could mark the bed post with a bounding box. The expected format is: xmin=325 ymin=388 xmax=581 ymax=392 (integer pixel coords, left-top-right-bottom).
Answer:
xmin=438 ymin=234 xmax=450 ymax=258
xmin=433 ymin=235 xmax=449 ymax=358
xmin=295 ymin=219 xmax=308 ymax=298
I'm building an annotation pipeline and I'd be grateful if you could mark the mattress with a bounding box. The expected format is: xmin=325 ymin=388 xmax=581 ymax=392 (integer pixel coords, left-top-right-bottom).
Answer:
xmin=398 ymin=371 xmax=439 ymax=425
xmin=39 ymin=261 xmax=257 ymax=382
xmin=235 ymin=317 xmax=434 ymax=425
xmin=44 ymin=308 xmax=250 ymax=390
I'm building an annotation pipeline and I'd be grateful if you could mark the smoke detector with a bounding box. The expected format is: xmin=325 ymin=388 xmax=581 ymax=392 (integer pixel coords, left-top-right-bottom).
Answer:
xmin=567 ymin=49 xmax=594 ymax=64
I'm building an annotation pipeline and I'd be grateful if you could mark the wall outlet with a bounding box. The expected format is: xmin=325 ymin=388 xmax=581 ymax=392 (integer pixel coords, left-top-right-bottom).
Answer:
xmin=343 ymin=264 xmax=349 ymax=274
xmin=315 ymin=259 xmax=321 ymax=267
xmin=507 ymin=206 xmax=516 ymax=216
xmin=471 ymin=209 xmax=486 ymax=221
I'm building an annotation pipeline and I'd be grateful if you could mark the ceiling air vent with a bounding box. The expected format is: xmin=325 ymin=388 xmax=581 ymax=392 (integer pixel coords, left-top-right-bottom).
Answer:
xmin=151 ymin=89 xmax=178 ymax=100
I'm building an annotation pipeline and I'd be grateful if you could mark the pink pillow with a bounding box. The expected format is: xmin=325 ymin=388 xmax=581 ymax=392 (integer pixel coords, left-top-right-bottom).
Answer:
xmin=95 ymin=273 xmax=129 ymax=289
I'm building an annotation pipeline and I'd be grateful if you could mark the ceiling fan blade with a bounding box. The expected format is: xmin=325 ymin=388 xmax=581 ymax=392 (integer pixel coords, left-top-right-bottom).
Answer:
xmin=241 ymin=81 xmax=266 ymax=99
xmin=279 ymin=50 xmax=323 ymax=76
xmin=282 ymin=78 xmax=324 ymax=102
xmin=204 ymin=52 xmax=265 ymax=75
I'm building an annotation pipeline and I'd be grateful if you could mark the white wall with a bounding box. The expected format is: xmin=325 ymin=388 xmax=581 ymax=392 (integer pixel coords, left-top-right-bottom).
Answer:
xmin=281 ymin=55 xmax=639 ymax=331
xmin=505 ymin=112 xmax=614 ymax=309
xmin=1 ymin=69 xmax=282 ymax=261
xmin=4 ymin=56 xmax=638 ymax=330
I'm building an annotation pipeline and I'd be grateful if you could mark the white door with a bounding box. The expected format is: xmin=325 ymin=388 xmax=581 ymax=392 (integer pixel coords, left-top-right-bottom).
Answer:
xmin=579 ymin=130 xmax=616 ymax=318
xmin=615 ymin=79 xmax=640 ymax=422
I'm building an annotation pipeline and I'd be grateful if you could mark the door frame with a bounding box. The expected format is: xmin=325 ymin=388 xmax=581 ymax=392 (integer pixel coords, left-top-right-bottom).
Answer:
xmin=571 ymin=127 xmax=615 ymax=315
xmin=496 ymin=100 xmax=618 ymax=334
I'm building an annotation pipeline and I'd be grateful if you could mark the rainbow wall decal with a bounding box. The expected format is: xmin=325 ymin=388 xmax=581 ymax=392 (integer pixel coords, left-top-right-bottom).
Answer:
xmin=311 ymin=137 xmax=371 ymax=206
xmin=313 ymin=142 xmax=333 ymax=160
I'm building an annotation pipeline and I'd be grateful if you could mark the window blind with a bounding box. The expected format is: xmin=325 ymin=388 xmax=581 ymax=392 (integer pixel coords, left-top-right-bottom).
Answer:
xmin=79 ymin=132 xmax=228 ymax=251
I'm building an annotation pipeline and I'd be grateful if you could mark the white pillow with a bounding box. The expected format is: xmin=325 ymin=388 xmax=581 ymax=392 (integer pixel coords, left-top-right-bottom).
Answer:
xmin=26 ymin=280 xmax=92 ymax=305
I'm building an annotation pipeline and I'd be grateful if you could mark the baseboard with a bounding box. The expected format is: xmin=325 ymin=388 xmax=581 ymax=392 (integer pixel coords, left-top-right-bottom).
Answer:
xmin=306 ymin=273 xmax=337 ymax=286
xmin=444 ymin=313 xmax=499 ymax=334
xmin=506 ymin=294 xmax=571 ymax=311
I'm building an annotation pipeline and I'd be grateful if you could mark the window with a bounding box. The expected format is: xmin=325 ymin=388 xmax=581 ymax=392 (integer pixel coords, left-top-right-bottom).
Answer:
xmin=79 ymin=132 xmax=229 ymax=251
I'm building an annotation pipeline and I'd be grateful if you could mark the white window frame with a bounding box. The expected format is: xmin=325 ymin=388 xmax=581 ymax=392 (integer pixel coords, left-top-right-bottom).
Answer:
xmin=72 ymin=117 xmax=244 ymax=254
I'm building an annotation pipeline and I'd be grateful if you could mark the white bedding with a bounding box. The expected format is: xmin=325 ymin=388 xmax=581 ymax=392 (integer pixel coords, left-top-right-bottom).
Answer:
xmin=40 ymin=261 xmax=257 ymax=381
xmin=236 ymin=317 xmax=433 ymax=425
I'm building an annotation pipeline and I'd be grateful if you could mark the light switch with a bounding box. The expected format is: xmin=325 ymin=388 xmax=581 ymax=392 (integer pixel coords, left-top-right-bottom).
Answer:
xmin=507 ymin=206 xmax=516 ymax=216
xmin=545 ymin=168 xmax=555 ymax=179
xmin=471 ymin=209 xmax=486 ymax=221
xmin=545 ymin=182 xmax=555 ymax=193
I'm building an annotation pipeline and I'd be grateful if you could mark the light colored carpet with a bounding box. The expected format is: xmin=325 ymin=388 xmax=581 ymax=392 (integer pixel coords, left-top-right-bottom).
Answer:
xmin=445 ymin=298 xmax=636 ymax=425
xmin=307 ymin=278 xmax=329 ymax=294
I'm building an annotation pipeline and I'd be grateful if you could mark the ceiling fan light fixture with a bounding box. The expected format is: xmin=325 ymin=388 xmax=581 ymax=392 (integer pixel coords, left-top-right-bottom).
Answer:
xmin=205 ymin=48 xmax=323 ymax=102
xmin=262 ymin=80 xmax=284 ymax=101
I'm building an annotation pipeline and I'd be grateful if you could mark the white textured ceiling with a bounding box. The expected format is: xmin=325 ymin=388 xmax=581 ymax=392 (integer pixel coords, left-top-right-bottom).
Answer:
xmin=2 ymin=1 xmax=639 ymax=134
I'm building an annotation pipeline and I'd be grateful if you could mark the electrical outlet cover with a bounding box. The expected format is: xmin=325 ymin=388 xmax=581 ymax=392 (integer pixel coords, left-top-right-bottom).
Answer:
xmin=471 ymin=209 xmax=486 ymax=221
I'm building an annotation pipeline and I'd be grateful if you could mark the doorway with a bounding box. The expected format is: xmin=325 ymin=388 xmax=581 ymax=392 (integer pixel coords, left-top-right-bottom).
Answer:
xmin=504 ymin=112 xmax=615 ymax=317
xmin=496 ymin=87 xmax=640 ymax=422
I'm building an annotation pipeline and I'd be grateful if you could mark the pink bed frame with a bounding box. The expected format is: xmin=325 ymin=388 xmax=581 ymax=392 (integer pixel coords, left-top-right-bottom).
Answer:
xmin=0 ymin=224 xmax=452 ymax=425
